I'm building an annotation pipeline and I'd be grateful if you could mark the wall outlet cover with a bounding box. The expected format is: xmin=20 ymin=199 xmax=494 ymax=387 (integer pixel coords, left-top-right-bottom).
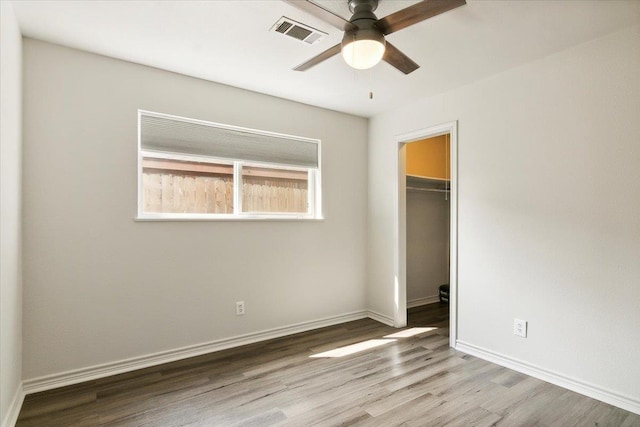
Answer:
xmin=514 ymin=318 xmax=527 ymax=338
xmin=236 ymin=301 xmax=245 ymax=316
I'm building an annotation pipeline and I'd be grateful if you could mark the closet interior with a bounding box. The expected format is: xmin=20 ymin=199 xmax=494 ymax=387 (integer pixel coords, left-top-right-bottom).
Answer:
xmin=405 ymin=134 xmax=451 ymax=309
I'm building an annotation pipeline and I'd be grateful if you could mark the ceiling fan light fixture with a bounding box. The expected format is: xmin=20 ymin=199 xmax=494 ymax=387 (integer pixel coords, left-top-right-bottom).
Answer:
xmin=341 ymin=29 xmax=385 ymax=70
xmin=288 ymin=0 xmax=466 ymax=74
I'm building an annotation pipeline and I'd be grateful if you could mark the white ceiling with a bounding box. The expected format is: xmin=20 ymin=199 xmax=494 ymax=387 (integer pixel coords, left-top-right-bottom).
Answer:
xmin=11 ymin=0 xmax=640 ymax=118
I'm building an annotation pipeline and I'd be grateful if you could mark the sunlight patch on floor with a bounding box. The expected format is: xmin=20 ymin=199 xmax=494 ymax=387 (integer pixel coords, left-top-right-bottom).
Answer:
xmin=384 ymin=327 xmax=437 ymax=338
xmin=309 ymin=339 xmax=396 ymax=358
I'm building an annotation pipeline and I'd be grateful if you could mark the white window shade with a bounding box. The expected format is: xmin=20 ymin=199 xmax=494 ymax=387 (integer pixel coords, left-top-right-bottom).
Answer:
xmin=140 ymin=113 xmax=319 ymax=169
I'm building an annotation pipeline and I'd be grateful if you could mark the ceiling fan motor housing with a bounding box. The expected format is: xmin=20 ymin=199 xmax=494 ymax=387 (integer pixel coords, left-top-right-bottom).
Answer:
xmin=348 ymin=0 xmax=379 ymax=15
xmin=342 ymin=0 xmax=385 ymax=50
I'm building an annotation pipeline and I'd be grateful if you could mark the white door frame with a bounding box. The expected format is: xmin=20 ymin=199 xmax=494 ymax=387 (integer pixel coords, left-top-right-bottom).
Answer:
xmin=393 ymin=121 xmax=458 ymax=348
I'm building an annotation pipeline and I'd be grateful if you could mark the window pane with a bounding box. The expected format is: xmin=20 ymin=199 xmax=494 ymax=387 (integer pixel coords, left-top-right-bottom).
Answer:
xmin=242 ymin=166 xmax=309 ymax=214
xmin=142 ymin=157 xmax=233 ymax=214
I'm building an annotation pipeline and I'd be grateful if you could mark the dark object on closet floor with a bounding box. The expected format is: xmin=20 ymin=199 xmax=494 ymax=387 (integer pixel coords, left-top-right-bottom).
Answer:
xmin=439 ymin=284 xmax=450 ymax=303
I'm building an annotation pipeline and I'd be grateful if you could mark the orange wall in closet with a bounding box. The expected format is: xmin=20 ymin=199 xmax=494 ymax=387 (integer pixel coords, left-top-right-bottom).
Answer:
xmin=406 ymin=134 xmax=450 ymax=180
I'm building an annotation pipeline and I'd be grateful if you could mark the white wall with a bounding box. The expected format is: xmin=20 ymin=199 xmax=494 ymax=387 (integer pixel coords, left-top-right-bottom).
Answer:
xmin=22 ymin=39 xmax=368 ymax=380
xmin=0 ymin=0 xmax=23 ymax=424
xmin=406 ymin=191 xmax=449 ymax=302
xmin=369 ymin=25 xmax=640 ymax=407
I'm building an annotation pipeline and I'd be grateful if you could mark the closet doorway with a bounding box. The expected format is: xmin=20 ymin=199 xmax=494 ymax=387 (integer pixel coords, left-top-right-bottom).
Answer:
xmin=394 ymin=122 xmax=457 ymax=348
xmin=406 ymin=135 xmax=450 ymax=307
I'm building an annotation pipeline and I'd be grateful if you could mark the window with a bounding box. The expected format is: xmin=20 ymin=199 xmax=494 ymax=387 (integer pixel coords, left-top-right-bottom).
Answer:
xmin=138 ymin=111 xmax=321 ymax=220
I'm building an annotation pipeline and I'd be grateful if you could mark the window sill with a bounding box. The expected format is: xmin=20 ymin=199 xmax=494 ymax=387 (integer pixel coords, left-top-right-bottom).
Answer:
xmin=134 ymin=215 xmax=324 ymax=222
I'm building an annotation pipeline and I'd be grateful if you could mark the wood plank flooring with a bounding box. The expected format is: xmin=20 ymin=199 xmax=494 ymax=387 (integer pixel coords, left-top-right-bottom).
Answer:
xmin=17 ymin=304 xmax=640 ymax=426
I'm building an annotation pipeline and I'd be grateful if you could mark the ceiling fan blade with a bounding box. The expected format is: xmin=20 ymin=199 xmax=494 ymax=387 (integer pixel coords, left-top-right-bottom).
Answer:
xmin=282 ymin=0 xmax=356 ymax=31
xmin=294 ymin=43 xmax=342 ymax=71
xmin=383 ymin=42 xmax=419 ymax=74
xmin=376 ymin=0 xmax=466 ymax=35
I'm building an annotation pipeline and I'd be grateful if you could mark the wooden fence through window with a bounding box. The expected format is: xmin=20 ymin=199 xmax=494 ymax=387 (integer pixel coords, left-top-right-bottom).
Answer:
xmin=143 ymin=173 xmax=234 ymax=214
xmin=142 ymin=173 xmax=308 ymax=214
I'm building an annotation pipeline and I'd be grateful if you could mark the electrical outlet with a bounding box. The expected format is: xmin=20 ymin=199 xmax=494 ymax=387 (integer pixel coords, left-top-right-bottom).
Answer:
xmin=514 ymin=318 xmax=527 ymax=338
xmin=236 ymin=301 xmax=245 ymax=316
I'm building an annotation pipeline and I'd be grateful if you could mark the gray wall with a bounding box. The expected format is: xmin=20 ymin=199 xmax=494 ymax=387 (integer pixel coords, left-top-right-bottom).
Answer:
xmin=22 ymin=39 xmax=368 ymax=380
xmin=368 ymin=25 xmax=640 ymax=404
xmin=0 ymin=1 xmax=23 ymax=423
xmin=406 ymin=190 xmax=449 ymax=303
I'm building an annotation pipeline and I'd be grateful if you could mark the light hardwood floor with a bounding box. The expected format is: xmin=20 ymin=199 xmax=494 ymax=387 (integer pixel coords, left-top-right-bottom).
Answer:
xmin=16 ymin=304 xmax=640 ymax=426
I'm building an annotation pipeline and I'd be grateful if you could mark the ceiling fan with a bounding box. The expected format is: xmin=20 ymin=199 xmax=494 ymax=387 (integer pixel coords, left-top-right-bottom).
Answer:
xmin=284 ymin=0 xmax=466 ymax=74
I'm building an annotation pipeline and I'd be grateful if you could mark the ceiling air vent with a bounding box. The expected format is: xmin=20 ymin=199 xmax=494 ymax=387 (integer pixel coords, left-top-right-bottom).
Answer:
xmin=271 ymin=17 xmax=327 ymax=45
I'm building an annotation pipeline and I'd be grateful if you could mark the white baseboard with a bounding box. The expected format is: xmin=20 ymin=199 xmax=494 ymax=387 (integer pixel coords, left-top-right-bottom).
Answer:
xmin=1 ymin=383 xmax=24 ymax=427
xmin=407 ymin=295 xmax=440 ymax=308
xmin=23 ymin=310 xmax=370 ymax=395
xmin=455 ymin=340 xmax=640 ymax=416
xmin=366 ymin=309 xmax=395 ymax=326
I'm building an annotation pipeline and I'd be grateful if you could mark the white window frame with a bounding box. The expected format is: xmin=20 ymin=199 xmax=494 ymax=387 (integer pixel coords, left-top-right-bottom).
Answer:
xmin=136 ymin=110 xmax=322 ymax=221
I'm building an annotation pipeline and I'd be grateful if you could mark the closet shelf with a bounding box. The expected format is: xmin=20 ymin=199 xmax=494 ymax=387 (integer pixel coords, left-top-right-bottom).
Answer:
xmin=406 ymin=174 xmax=450 ymax=193
xmin=406 ymin=174 xmax=449 ymax=183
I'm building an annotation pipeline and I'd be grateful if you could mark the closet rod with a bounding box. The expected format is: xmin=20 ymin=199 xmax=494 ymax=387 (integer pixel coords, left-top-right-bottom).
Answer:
xmin=406 ymin=186 xmax=450 ymax=193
